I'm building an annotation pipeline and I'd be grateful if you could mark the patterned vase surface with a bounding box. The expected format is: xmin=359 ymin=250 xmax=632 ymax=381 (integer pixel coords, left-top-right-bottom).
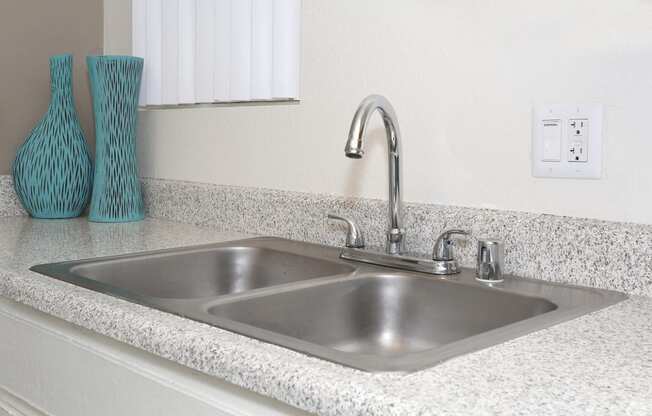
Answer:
xmin=12 ymin=54 xmax=93 ymax=219
xmin=87 ymin=55 xmax=144 ymax=223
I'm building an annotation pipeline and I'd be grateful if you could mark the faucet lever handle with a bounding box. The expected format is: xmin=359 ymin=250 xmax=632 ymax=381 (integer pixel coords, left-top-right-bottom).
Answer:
xmin=328 ymin=214 xmax=366 ymax=249
xmin=433 ymin=229 xmax=469 ymax=261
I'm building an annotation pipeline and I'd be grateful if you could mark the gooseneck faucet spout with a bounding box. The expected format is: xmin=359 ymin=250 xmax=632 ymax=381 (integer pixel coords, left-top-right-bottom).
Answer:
xmin=345 ymin=95 xmax=404 ymax=255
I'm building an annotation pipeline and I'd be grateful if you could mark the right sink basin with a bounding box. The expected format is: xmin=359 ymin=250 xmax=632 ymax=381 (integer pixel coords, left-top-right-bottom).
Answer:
xmin=207 ymin=274 xmax=557 ymax=357
xmin=205 ymin=269 xmax=620 ymax=372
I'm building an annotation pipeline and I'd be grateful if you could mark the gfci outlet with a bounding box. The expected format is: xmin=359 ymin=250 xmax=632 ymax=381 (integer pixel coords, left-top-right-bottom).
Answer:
xmin=532 ymin=104 xmax=603 ymax=179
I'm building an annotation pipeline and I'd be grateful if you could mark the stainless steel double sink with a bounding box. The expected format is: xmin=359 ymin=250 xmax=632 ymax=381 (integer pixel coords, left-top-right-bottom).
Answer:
xmin=31 ymin=237 xmax=626 ymax=372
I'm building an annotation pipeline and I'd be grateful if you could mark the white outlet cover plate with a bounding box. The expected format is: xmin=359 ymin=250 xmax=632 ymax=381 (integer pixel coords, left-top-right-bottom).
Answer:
xmin=532 ymin=104 xmax=603 ymax=179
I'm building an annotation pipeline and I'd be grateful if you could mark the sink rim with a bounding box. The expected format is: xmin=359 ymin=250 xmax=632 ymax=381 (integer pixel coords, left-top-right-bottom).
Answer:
xmin=29 ymin=236 xmax=628 ymax=373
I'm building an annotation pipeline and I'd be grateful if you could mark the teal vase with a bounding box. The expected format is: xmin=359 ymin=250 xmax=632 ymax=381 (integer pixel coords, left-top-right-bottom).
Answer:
xmin=12 ymin=54 xmax=93 ymax=219
xmin=87 ymin=55 xmax=144 ymax=223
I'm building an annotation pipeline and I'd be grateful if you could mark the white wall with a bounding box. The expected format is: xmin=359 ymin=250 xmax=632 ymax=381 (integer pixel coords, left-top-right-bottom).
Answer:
xmin=105 ymin=0 xmax=652 ymax=224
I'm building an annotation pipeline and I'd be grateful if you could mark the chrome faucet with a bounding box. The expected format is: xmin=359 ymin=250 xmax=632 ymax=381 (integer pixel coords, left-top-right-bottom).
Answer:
xmin=344 ymin=95 xmax=404 ymax=255
xmin=331 ymin=94 xmax=469 ymax=275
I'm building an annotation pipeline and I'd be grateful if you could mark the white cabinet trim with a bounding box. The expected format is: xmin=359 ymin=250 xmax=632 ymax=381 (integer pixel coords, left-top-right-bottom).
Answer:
xmin=0 ymin=296 xmax=310 ymax=416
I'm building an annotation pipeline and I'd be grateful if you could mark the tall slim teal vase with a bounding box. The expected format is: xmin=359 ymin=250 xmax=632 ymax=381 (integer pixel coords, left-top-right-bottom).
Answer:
xmin=12 ymin=54 xmax=93 ymax=219
xmin=87 ymin=55 xmax=144 ymax=223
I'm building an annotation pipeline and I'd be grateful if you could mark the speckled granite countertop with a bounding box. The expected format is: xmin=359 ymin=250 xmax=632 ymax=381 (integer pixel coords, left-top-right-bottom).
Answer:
xmin=0 ymin=217 xmax=650 ymax=415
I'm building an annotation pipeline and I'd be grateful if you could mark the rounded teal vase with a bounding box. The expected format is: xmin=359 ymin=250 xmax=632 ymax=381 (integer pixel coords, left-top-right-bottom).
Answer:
xmin=87 ymin=55 xmax=144 ymax=223
xmin=12 ymin=54 xmax=93 ymax=219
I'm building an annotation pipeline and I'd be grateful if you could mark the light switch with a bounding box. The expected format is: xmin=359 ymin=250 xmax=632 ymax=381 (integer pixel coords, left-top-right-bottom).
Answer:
xmin=532 ymin=104 xmax=603 ymax=179
xmin=542 ymin=119 xmax=561 ymax=162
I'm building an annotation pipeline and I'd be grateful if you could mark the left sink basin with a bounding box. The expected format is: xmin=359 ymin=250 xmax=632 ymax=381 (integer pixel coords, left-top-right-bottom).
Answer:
xmin=31 ymin=237 xmax=355 ymax=300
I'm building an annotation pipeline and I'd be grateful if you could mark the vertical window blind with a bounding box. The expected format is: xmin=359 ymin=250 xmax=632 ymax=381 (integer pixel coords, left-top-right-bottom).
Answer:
xmin=132 ymin=0 xmax=301 ymax=106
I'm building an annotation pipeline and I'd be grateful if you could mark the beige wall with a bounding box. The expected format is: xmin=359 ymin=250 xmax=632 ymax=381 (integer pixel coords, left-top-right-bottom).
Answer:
xmin=106 ymin=0 xmax=652 ymax=224
xmin=0 ymin=0 xmax=103 ymax=174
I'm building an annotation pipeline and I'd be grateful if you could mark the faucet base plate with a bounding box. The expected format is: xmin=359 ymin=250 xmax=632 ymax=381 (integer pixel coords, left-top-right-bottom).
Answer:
xmin=340 ymin=247 xmax=461 ymax=276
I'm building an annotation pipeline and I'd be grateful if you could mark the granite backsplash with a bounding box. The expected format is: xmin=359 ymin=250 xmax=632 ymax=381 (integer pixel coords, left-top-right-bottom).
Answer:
xmin=141 ymin=177 xmax=652 ymax=297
